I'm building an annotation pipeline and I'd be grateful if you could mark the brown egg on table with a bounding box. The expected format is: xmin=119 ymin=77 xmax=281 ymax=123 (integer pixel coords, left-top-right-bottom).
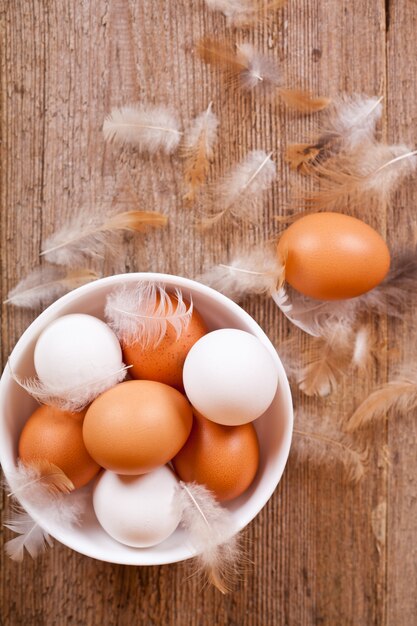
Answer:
xmin=83 ymin=380 xmax=193 ymax=475
xmin=277 ymin=212 xmax=391 ymax=300
xmin=122 ymin=296 xmax=208 ymax=391
xmin=18 ymin=405 xmax=101 ymax=489
xmin=172 ymin=410 xmax=260 ymax=502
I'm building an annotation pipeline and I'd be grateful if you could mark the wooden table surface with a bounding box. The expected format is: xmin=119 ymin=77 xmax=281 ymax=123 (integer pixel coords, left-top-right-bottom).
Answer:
xmin=1 ymin=1 xmax=416 ymax=625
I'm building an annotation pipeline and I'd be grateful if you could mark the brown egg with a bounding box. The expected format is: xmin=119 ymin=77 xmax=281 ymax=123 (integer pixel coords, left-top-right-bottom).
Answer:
xmin=173 ymin=411 xmax=260 ymax=502
xmin=123 ymin=297 xmax=208 ymax=391
xmin=277 ymin=212 xmax=391 ymax=300
xmin=83 ymin=380 xmax=193 ymax=474
xmin=18 ymin=405 xmax=101 ymax=489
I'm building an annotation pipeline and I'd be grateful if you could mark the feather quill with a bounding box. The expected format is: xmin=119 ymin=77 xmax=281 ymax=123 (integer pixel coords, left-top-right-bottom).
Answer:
xmin=205 ymin=0 xmax=287 ymax=27
xmin=105 ymin=282 xmax=193 ymax=348
xmin=103 ymin=105 xmax=182 ymax=154
xmin=305 ymin=143 xmax=417 ymax=210
xmin=4 ymin=267 xmax=99 ymax=308
xmin=197 ymin=39 xmax=329 ymax=112
xmin=182 ymin=103 xmax=219 ymax=202
xmin=346 ymin=364 xmax=417 ymax=432
xmin=292 ymin=410 xmax=368 ymax=483
xmin=177 ymin=481 xmax=240 ymax=594
xmin=41 ymin=210 xmax=167 ymax=266
xmin=286 ymin=94 xmax=383 ymax=172
xmin=198 ymin=245 xmax=284 ymax=301
xmin=199 ymin=150 xmax=276 ymax=228
xmin=10 ymin=363 xmax=129 ymax=412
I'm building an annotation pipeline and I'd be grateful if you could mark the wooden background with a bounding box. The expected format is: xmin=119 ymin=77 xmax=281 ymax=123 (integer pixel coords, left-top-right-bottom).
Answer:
xmin=1 ymin=1 xmax=416 ymax=624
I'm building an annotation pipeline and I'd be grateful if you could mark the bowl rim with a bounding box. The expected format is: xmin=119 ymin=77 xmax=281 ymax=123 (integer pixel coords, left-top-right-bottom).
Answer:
xmin=0 ymin=272 xmax=293 ymax=565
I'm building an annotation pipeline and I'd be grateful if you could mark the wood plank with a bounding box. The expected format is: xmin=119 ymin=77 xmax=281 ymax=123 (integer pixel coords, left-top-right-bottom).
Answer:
xmin=0 ymin=1 xmax=404 ymax=625
xmin=386 ymin=2 xmax=417 ymax=625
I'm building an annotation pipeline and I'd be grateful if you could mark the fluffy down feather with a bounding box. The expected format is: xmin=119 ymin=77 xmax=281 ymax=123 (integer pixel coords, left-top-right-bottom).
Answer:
xmin=182 ymin=104 xmax=219 ymax=202
xmin=305 ymin=143 xmax=417 ymax=210
xmin=200 ymin=150 xmax=276 ymax=228
xmin=198 ymin=245 xmax=283 ymax=301
xmin=103 ymin=105 xmax=182 ymax=154
xmin=105 ymin=282 xmax=193 ymax=348
xmin=5 ymin=267 xmax=99 ymax=309
xmin=11 ymin=364 xmax=129 ymax=413
xmin=41 ymin=210 xmax=167 ymax=266
xmin=176 ymin=481 xmax=241 ymax=594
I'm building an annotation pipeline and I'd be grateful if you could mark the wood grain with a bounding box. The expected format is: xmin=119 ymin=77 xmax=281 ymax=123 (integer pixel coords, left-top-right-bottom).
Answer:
xmin=386 ymin=2 xmax=417 ymax=625
xmin=0 ymin=1 xmax=415 ymax=625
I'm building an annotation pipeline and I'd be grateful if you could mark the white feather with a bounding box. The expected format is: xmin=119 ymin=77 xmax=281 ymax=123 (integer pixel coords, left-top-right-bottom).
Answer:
xmin=103 ymin=105 xmax=182 ymax=154
xmin=357 ymin=144 xmax=417 ymax=195
xmin=4 ymin=267 xmax=99 ymax=309
xmin=201 ymin=150 xmax=276 ymax=227
xmin=272 ymin=253 xmax=417 ymax=338
xmin=4 ymin=508 xmax=53 ymax=561
xmin=309 ymin=143 xmax=417 ymax=210
xmin=205 ymin=0 xmax=251 ymax=22
xmin=324 ymin=94 xmax=383 ymax=151
xmin=11 ymin=364 xmax=129 ymax=412
xmin=40 ymin=213 xmax=122 ymax=266
xmin=3 ymin=463 xmax=89 ymax=562
xmin=352 ymin=327 xmax=372 ymax=370
xmin=204 ymin=0 xmax=285 ymax=26
xmin=40 ymin=210 xmax=166 ymax=267
xmin=236 ymin=44 xmax=281 ymax=92
xmin=182 ymin=104 xmax=219 ymax=200
xmin=272 ymin=286 xmax=324 ymax=336
xmin=105 ymin=282 xmax=193 ymax=348
xmin=176 ymin=482 xmax=240 ymax=594
xmin=198 ymin=245 xmax=283 ymax=301
xmin=5 ymin=460 xmax=74 ymax=499
xmin=183 ymin=104 xmax=218 ymax=157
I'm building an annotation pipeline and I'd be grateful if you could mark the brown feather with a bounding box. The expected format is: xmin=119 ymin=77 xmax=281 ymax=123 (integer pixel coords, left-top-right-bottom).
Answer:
xmin=184 ymin=138 xmax=210 ymax=202
xmin=182 ymin=104 xmax=219 ymax=203
xmin=196 ymin=38 xmax=245 ymax=76
xmin=346 ymin=366 xmax=417 ymax=432
xmin=304 ymin=143 xmax=417 ymax=210
xmin=285 ymin=143 xmax=322 ymax=173
xmin=104 ymin=210 xmax=168 ymax=232
xmin=197 ymin=38 xmax=330 ymax=113
xmin=285 ymin=95 xmax=384 ymax=175
xmin=279 ymin=89 xmax=331 ymax=113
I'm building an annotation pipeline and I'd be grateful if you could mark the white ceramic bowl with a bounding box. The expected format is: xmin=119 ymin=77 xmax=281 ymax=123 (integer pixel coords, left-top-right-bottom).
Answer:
xmin=0 ymin=273 xmax=293 ymax=565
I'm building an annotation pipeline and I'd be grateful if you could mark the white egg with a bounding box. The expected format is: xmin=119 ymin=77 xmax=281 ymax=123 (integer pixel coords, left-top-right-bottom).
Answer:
xmin=183 ymin=329 xmax=278 ymax=426
xmin=93 ymin=466 xmax=181 ymax=548
xmin=34 ymin=314 xmax=123 ymax=391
